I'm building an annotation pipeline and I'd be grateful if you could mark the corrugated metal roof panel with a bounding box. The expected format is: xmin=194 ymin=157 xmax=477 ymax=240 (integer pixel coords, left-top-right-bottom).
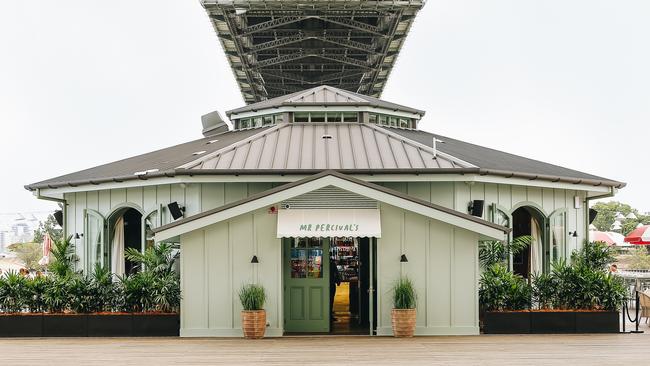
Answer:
xmin=181 ymin=123 xmax=474 ymax=172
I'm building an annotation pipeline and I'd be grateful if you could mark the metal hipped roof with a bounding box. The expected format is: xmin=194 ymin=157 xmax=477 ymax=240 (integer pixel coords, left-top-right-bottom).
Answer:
xmin=226 ymin=85 xmax=425 ymax=116
xmin=200 ymin=1 xmax=427 ymax=103
xmin=178 ymin=123 xmax=474 ymax=171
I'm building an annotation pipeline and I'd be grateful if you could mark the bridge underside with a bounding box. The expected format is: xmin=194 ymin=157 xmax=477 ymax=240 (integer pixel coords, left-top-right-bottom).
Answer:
xmin=201 ymin=1 xmax=426 ymax=103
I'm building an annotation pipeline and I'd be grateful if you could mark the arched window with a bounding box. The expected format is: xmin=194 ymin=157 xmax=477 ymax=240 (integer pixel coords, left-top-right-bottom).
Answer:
xmin=548 ymin=209 xmax=568 ymax=265
xmin=84 ymin=209 xmax=105 ymax=271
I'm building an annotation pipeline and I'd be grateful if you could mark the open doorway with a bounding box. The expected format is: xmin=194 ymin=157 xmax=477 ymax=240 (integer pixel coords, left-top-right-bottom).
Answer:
xmin=329 ymin=237 xmax=376 ymax=335
xmin=511 ymin=207 xmax=544 ymax=278
xmin=107 ymin=207 xmax=142 ymax=275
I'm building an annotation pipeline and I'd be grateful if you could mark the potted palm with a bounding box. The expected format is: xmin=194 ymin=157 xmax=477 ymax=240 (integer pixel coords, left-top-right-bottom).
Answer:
xmin=391 ymin=277 xmax=417 ymax=337
xmin=239 ymin=283 xmax=266 ymax=339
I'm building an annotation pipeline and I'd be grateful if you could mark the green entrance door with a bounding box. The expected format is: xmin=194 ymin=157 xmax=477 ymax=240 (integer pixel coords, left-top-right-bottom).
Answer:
xmin=283 ymin=237 xmax=330 ymax=333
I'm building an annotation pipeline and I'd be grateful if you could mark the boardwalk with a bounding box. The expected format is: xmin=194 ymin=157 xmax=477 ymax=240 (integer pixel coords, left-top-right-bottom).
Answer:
xmin=0 ymin=333 xmax=648 ymax=366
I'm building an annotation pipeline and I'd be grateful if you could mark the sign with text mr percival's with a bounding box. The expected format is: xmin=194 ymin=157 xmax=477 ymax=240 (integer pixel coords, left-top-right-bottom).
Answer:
xmin=276 ymin=208 xmax=381 ymax=238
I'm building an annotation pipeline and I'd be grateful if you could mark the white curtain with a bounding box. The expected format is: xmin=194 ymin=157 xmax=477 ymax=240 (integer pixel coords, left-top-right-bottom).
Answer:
xmin=111 ymin=217 xmax=125 ymax=276
xmin=530 ymin=218 xmax=542 ymax=275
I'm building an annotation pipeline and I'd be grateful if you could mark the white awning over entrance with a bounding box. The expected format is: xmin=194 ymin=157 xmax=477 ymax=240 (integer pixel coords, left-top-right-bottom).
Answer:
xmin=277 ymin=208 xmax=381 ymax=238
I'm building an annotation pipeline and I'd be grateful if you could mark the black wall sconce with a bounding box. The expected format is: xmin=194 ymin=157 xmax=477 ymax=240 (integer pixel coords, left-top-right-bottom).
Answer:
xmin=400 ymin=254 xmax=408 ymax=263
xmin=167 ymin=202 xmax=186 ymax=220
xmin=569 ymin=231 xmax=578 ymax=237
xmin=74 ymin=233 xmax=84 ymax=239
xmin=251 ymin=255 xmax=259 ymax=264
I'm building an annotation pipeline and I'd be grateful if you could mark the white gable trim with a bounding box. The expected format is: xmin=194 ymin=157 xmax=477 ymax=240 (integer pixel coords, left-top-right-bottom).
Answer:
xmin=154 ymin=174 xmax=507 ymax=242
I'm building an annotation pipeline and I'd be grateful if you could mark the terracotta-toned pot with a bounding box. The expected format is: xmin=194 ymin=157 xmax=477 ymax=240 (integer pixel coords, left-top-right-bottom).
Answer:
xmin=241 ymin=310 xmax=266 ymax=339
xmin=391 ymin=308 xmax=416 ymax=337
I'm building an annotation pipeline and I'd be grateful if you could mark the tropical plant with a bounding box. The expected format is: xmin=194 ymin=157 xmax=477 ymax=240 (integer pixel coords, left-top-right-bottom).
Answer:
xmin=125 ymin=242 xmax=176 ymax=276
xmin=239 ymin=284 xmax=266 ymax=311
xmin=67 ymin=275 xmax=94 ymax=313
xmin=479 ymin=264 xmax=531 ymax=312
xmin=48 ymin=236 xmax=77 ymax=278
xmin=42 ymin=276 xmax=70 ymax=313
xmin=24 ymin=275 xmax=48 ymax=313
xmin=479 ymin=236 xmax=532 ymax=268
xmin=392 ymin=277 xmax=417 ymax=309
xmin=89 ymin=264 xmax=117 ymax=312
xmin=531 ymin=272 xmax=555 ymax=310
xmin=0 ymin=271 xmax=28 ymax=313
xmin=32 ymin=214 xmax=63 ymax=243
xmin=571 ymin=241 xmax=616 ymax=271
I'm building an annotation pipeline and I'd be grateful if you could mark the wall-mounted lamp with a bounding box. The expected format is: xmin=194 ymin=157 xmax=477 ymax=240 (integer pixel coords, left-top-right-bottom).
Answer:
xmin=167 ymin=201 xmax=185 ymax=220
xmin=400 ymin=254 xmax=409 ymax=263
xmin=251 ymin=255 xmax=259 ymax=264
xmin=569 ymin=231 xmax=578 ymax=238
xmin=74 ymin=233 xmax=84 ymax=239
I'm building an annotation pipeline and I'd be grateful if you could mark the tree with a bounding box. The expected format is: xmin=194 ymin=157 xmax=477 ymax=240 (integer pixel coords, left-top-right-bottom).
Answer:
xmin=32 ymin=214 xmax=63 ymax=244
xmin=591 ymin=201 xmax=649 ymax=235
xmin=7 ymin=242 xmax=46 ymax=271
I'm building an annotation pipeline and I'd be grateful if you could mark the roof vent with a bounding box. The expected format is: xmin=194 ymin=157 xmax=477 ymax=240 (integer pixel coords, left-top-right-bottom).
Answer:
xmin=192 ymin=151 xmax=206 ymax=156
xmin=207 ymin=139 xmax=219 ymax=144
xmin=201 ymin=110 xmax=230 ymax=137
xmin=133 ymin=168 xmax=159 ymax=176
xmin=322 ymin=135 xmax=333 ymax=139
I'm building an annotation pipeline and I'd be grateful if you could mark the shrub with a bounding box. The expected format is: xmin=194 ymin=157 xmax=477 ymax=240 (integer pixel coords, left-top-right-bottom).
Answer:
xmin=392 ymin=277 xmax=417 ymax=309
xmin=67 ymin=275 xmax=94 ymax=313
xmin=479 ymin=264 xmax=531 ymax=311
xmin=0 ymin=271 xmax=28 ymax=313
xmin=43 ymin=276 xmax=70 ymax=313
xmin=571 ymin=241 xmax=616 ymax=271
xmin=239 ymin=284 xmax=266 ymax=311
xmin=531 ymin=272 xmax=555 ymax=310
xmin=24 ymin=275 xmax=48 ymax=313
xmin=88 ymin=264 xmax=117 ymax=313
xmin=48 ymin=236 xmax=77 ymax=278
xmin=479 ymin=236 xmax=532 ymax=268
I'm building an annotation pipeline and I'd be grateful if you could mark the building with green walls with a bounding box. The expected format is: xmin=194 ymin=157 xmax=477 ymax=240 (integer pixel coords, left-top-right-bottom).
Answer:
xmin=25 ymin=1 xmax=624 ymax=337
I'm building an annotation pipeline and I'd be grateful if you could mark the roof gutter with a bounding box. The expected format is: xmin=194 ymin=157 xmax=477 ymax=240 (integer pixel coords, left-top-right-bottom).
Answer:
xmin=25 ymin=168 xmax=626 ymax=191
xmin=583 ymin=186 xmax=617 ymax=241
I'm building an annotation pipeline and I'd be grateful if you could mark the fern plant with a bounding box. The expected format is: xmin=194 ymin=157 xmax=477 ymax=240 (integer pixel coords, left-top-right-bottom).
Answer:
xmin=479 ymin=235 xmax=532 ymax=268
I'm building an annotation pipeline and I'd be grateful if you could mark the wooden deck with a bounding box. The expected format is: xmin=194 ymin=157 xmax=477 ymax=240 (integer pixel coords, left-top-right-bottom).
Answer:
xmin=0 ymin=333 xmax=648 ymax=365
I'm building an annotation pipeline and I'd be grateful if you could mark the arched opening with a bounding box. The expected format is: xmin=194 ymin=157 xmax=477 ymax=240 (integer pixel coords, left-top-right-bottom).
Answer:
xmin=511 ymin=206 xmax=545 ymax=278
xmin=107 ymin=207 xmax=143 ymax=275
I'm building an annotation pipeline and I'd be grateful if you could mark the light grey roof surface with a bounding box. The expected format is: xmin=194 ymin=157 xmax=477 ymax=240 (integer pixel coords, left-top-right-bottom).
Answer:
xmin=26 ymin=128 xmax=270 ymax=189
xmin=387 ymin=127 xmax=624 ymax=186
xmin=226 ymin=85 xmax=425 ymax=116
xmin=26 ymin=123 xmax=624 ymax=191
xmin=179 ymin=123 xmax=473 ymax=171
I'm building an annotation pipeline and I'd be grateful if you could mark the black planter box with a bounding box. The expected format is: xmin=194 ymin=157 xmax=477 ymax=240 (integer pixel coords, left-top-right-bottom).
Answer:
xmin=483 ymin=311 xmax=621 ymax=334
xmin=0 ymin=313 xmax=179 ymax=337
xmin=132 ymin=313 xmax=179 ymax=337
xmin=43 ymin=314 xmax=88 ymax=337
xmin=530 ymin=311 xmax=576 ymax=334
xmin=575 ymin=311 xmax=619 ymax=333
xmin=0 ymin=314 xmax=43 ymax=337
xmin=483 ymin=312 xmax=531 ymax=334
xmin=87 ymin=314 xmax=133 ymax=337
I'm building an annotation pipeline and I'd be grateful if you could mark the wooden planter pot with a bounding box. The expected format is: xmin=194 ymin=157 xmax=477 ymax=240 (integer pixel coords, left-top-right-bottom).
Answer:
xmin=241 ymin=310 xmax=266 ymax=339
xmin=391 ymin=309 xmax=416 ymax=337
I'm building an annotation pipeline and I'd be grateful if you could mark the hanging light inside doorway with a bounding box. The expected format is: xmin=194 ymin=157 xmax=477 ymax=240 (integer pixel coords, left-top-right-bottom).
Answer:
xmin=400 ymin=254 xmax=408 ymax=263
xmin=251 ymin=255 xmax=259 ymax=264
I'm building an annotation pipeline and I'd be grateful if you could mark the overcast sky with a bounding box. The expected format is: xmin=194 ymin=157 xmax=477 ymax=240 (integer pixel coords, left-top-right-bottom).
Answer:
xmin=1 ymin=1 xmax=649 ymax=216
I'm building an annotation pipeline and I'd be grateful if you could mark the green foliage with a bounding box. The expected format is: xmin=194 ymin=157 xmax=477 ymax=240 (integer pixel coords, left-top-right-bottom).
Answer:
xmin=591 ymin=201 xmax=649 ymax=235
xmin=42 ymin=276 xmax=69 ymax=313
xmin=392 ymin=277 xmax=417 ymax=309
xmin=32 ymin=214 xmax=63 ymax=244
xmin=571 ymin=241 xmax=616 ymax=271
xmin=238 ymin=284 xmax=267 ymax=311
xmin=479 ymin=236 xmax=532 ymax=268
xmin=124 ymin=242 xmax=176 ymax=276
xmin=479 ymin=264 xmax=531 ymax=311
xmin=0 ymin=271 xmax=28 ymax=313
xmin=531 ymin=272 xmax=556 ymax=310
xmin=24 ymin=275 xmax=48 ymax=312
xmin=48 ymin=236 xmax=78 ymax=278
xmin=88 ymin=264 xmax=117 ymax=313
xmin=628 ymin=247 xmax=650 ymax=270
xmin=7 ymin=242 xmax=45 ymax=271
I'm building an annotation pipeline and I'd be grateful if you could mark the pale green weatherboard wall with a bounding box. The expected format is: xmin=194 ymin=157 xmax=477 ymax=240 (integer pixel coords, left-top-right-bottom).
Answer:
xmin=64 ymin=180 xmax=587 ymax=274
xmin=178 ymin=202 xmax=479 ymax=337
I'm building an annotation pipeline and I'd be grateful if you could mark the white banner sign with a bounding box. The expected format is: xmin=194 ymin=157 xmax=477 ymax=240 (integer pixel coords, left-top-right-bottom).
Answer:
xmin=277 ymin=208 xmax=381 ymax=238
